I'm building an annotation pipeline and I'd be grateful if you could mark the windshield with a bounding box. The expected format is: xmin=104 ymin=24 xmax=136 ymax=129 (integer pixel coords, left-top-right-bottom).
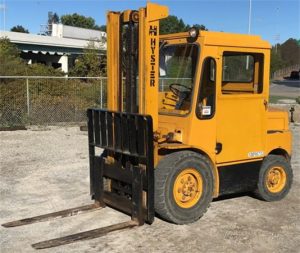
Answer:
xmin=159 ymin=43 xmax=199 ymax=115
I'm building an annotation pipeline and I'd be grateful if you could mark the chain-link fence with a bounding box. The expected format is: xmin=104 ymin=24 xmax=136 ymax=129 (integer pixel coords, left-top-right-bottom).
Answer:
xmin=0 ymin=76 xmax=190 ymax=127
xmin=0 ymin=76 xmax=107 ymax=127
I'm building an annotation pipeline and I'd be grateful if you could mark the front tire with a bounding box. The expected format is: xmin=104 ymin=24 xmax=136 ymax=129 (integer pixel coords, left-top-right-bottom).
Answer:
xmin=255 ymin=155 xmax=293 ymax=201
xmin=155 ymin=151 xmax=214 ymax=224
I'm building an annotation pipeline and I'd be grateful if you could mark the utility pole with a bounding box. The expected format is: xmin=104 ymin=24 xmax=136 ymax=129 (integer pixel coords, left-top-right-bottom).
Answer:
xmin=248 ymin=0 xmax=252 ymax=35
xmin=3 ymin=0 xmax=5 ymax=31
xmin=274 ymin=8 xmax=280 ymax=54
xmin=0 ymin=0 xmax=6 ymax=30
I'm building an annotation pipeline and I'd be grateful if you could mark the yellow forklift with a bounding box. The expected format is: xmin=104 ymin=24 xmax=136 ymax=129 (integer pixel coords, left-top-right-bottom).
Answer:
xmin=3 ymin=2 xmax=293 ymax=249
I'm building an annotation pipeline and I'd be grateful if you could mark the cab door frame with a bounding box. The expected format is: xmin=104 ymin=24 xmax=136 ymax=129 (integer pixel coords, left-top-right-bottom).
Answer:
xmin=215 ymin=47 xmax=268 ymax=165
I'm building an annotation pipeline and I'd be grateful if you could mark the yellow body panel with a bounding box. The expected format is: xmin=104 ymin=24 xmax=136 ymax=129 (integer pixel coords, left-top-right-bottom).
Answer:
xmin=265 ymin=108 xmax=292 ymax=157
xmin=267 ymin=108 xmax=290 ymax=131
xmin=216 ymin=95 xmax=266 ymax=163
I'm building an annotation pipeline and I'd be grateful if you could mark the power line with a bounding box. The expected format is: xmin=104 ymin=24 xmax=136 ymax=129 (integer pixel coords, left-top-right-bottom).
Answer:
xmin=0 ymin=0 xmax=6 ymax=31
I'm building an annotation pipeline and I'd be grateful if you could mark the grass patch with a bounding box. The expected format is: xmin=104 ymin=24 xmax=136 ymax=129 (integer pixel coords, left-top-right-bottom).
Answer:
xmin=269 ymin=95 xmax=294 ymax=104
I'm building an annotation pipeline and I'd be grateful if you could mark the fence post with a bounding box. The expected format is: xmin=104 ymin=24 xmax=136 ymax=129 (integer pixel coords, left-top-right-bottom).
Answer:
xmin=26 ymin=78 xmax=30 ymax=116
xmin=100 ymin=78 xmax=103 ymax=108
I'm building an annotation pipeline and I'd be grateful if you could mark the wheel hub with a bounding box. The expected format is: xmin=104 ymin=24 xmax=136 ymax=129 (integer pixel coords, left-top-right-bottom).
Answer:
xmin=266 ymin=166 xmax=287 ymax=193
xmin=173 ymin=168 xmax=203 ymax=208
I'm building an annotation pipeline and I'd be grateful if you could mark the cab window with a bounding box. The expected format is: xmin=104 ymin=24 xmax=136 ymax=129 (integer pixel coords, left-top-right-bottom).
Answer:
xmin=222 ymin=52 xmax=264 ymax=94
xmin=197 ymin=57 xmax=216 ymax=119
xmin=159 ymin=43 xmax=199 ymax=115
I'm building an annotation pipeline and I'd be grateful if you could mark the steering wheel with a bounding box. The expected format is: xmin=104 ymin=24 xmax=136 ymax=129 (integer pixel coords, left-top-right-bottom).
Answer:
xmin=169 ymin=83 xmax=192 ymax=97
xmin=169 ymin=83 xmax=192 ymax=109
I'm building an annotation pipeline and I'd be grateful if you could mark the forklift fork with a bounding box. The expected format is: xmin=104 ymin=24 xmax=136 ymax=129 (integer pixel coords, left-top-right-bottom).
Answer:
xmin=2 ymin=109 xmax=154 ymax=249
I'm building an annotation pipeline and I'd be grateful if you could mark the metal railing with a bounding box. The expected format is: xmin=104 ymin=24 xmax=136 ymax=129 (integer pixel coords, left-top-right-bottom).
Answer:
xmin=0 ymin=76 xmax=191 ymax=127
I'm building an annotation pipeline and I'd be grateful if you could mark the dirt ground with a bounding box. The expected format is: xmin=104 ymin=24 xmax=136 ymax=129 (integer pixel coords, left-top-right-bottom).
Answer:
xmin=0 ymin=125 xmax=299 ymax=253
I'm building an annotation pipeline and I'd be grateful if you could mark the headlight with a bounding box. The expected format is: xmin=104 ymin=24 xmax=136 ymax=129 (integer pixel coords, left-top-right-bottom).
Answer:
xmin=188 ymin=27 xmax=199 ymax=39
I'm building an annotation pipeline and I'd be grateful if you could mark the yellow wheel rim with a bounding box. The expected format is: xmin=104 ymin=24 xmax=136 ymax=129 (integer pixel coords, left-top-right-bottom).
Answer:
xmin=173 ymin=168 xmax=203 ymax=208
xmin=266 ymin=166 xmax=287 ymax=193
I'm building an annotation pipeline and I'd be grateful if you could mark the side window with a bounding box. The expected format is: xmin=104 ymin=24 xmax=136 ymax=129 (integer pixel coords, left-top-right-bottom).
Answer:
xmin=197 ymin=57 xmax=216 ymax=119
xmin=222 ymin=52 xmax=264 ymax=94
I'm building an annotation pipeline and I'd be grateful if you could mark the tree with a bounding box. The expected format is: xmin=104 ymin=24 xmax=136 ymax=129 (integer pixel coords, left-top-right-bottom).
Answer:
xmin=47 ymin=12 xmax=59 ymax=26
xmin=45 ymin=12 xmax=60 ymax=35
xmin=61 ymin=13 xmax=97 ymax=29
xmin=95 ymin=25 xmax=106 ymax=32
xmin=189 ymin=24 xmax=208 ymax=31
xmin=270 ymin=45 xmax=285 ymax=74
xmin=160 ymin=15 xmax=207 ymax=35
xmin=280 ymin=38 xmax=300 ymax=66
xmin=270 ymin=38 xmax=300 ymax=74
xmin=50 ymin=12 xmax=60 ymax=24
xmin=69 ymin=42 xmax=106 ymax=77
xmin=10 ymin=25 xmax=29 ymax=33
xmin=160 ymin=15 xmax=186 ymax=35
xmin=0 ymin=37 xmax=26 ymax=76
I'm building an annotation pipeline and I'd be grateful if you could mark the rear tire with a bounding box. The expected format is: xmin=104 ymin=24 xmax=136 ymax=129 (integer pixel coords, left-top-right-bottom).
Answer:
xmin=155 ymin=151 xmax=214 ymax=224
xmin=255 ymin=155 xmax=293 ymax=201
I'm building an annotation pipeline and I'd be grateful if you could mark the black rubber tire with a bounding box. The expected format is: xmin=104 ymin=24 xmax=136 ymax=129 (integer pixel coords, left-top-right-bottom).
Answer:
xmin=255 ymin=155 xmax=293 ymax=201
xmin=155 ymin=151 xmax=214 ymax=224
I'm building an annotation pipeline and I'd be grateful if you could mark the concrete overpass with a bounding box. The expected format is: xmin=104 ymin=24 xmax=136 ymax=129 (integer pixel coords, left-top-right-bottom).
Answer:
xmin=0 ymin=25 xmax=107 ymax=74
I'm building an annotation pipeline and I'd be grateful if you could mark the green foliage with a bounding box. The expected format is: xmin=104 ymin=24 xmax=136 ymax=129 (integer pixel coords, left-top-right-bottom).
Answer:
xmin=69 ymin=42 xmax=106 ymax=77
xmin=189 ymin=24 xmax=208 ymax=31
xmin=160 ymin=15 xmax=207 ymax=35
xmin=269 ymin=95 xmax=291 ymax=104
xmin=271 ymin=38 xmax=300 ymax=73
xmin=0 ymin=38 xmax=105 ymax=127
xmin=27 ymin=63 xmax=64 ymax=76
xmin=10 ymin=25 xmax=29 ymax=33
xmin=61 ymin=13 xmax=97 ymax=29
xmin=0 ymin=37 xmax=27 ymax=76
xmin=160 ymin=15 xmax=186 ymax=34
xmin=44 ymin=12 xmax=60 ymax=35
xmin=270 ymin=47 xmax=285 ymax=74
xmin=48 ymin=12 xmax=60 ymax=24
xmin=0 ymin=37 xmax=20 ymax=58
xmin=0 ymin=78 xmax=106 ymax=126
xmin=98 ymin=25 xmax=106 ymax=32
xmin=280 ymin=39 xmax=300 ymax=66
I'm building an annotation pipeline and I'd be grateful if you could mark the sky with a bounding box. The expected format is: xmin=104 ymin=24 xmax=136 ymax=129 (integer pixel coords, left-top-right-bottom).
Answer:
xmin=0 ymin=0 xmax=299 ymax=45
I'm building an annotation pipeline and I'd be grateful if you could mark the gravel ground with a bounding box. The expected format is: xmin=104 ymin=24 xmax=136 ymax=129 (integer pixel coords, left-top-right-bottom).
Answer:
xmin=0 ymin=125 xmax=299 ymax=253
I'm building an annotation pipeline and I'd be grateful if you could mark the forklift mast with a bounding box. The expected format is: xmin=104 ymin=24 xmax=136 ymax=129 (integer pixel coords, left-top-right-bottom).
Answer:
xmin=106 ymin=3 xmax=168 ymax=131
